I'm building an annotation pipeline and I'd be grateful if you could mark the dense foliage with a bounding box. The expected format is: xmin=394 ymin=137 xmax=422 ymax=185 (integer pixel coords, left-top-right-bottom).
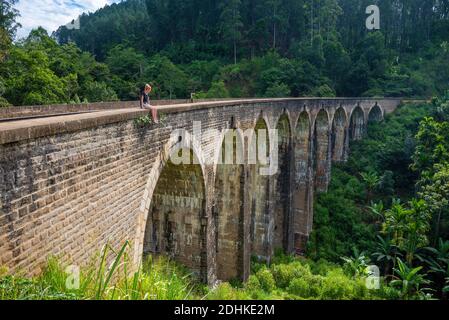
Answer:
xmin=0 ymin=28 xmax=120 ymax=106
xmin=209 ymin=254 xmax=387 ymax=300
xmin=309 ymin=95 xmax=449 ymax=299
xmin=53 ymin=0 xmax=449 ymax=99
xmin=1 ymin=0 xmax=449 ymax=106
xmin=0 ymin=242 xmax=202 ymax=300
xmin=0 ymin=0 xmax=19 ymax=106
xmin=0 ymin=242 xmax=385 ymax=300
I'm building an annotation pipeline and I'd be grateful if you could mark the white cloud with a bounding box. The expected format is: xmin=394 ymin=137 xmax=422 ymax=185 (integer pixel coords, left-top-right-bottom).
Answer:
xmin=14 ymin=0 xmax=121 ymax=39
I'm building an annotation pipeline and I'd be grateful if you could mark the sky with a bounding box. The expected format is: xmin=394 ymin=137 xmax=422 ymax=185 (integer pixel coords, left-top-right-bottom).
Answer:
xmin=14 ymin=0 xmax=121 ymax=39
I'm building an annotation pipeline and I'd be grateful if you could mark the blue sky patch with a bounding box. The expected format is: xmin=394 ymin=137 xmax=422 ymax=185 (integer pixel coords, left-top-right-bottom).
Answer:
xmin=15 ymin=0 xmax=121 ymax=39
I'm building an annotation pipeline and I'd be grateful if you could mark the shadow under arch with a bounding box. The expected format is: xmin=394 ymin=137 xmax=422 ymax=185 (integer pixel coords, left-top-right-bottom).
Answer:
xmin=368 ymin=104 xmax=384 ymax=123
xmin=331 ymin=107 xmax=348 ymax=162
xmin=349 ymin=106 xmax=366 ymax=141
xmin=135 ymin=133 xmax=208 ymax=280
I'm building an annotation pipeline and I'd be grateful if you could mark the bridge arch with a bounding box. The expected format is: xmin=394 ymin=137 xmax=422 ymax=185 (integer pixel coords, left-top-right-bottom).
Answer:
xmin=368 ymin=104 xmax=384 ymax=123
xmin=313 ymin=109 xmax=331 ymax=192
xmin=135 ymin=132 xmax=208 ymax=280
xmin=349 ymin=106 xmax=366 ymax=141
xmin=272 ymin=109 xmax=294 ymax=137
xmin=292 ymin=111 xmax=312 ymax=253
xmin=273 ymin=113 xmax=292 ymax=252
xmin=331 ymin=107 xmax=348 ymax=162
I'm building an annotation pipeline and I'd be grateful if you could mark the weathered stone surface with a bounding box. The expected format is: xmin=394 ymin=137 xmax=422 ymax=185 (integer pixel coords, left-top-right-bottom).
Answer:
xmin=0 ymin=98 xmax=402 ymax=283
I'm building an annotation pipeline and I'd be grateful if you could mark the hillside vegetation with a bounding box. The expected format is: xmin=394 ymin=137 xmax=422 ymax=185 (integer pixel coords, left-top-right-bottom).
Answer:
xmin=309 ymin=95 xmax=449 ymax=300
xmin=0 ymin=243 xmax=398 ymax=300
xmin=1 ymin=0 xmax=449 ymax=106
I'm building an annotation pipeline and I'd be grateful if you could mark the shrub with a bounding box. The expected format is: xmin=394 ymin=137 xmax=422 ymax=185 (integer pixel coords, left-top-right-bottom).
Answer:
xmin=0 ymin=96 xmax=10 ymax=107
xmin=272 ymin=262 xmax=311 ymax=289
xmin=208 ymin=283 xmax=250 ymax=300
xmin=310 ymin=84 xmax=336 ymax=97
xmin=245 ymin=275 xmax=261 ymax=292
xmin=206 ymin=81 xmax=229 ymax=98
xmin=308 ymin=259 xmax=338 ymax=276
xmin=319 ymin=270 xmax=370 ymax=300
xmin=264 ymin=82 xmax=291 ymax=97
xmin=271 ymin=250 xmax=296 ymax=265
xmin=255 ymin=268 xmax=276 ymax=292
xmin=287 ymin=274 xmax=324 ymax=299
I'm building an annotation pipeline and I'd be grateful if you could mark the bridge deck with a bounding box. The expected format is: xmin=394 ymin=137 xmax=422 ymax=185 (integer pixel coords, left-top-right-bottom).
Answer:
xmin=0 ymin=98 xmax=406 ymax=145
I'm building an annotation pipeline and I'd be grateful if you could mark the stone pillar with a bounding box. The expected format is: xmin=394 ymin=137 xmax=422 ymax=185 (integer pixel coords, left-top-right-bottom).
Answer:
xmin=266 ymin=170 xmax=275 ymax=261
xmin=273 ymin=115 xmax=292 ymax=254
xmin=205 ymin=164 xmax=217 ymax=285
xmin=314 ymin=110 xmax=331 ymax=193
xmin=249 ymin=118 xmax=272 ymax=263
xmin=215 ymin=160 xmax=245 ymax=282
xmin=292 ymin=112 xmax=312 ymax=254
xmin=343 ymin=126 xmax=350 ymax=161
xmin=331 ymin=108 xmax=348 ymax=162
xmin=242 ymin=165 xmax=251 ymax=281
xmin=287 ymin=141 xmax=296 ymax=254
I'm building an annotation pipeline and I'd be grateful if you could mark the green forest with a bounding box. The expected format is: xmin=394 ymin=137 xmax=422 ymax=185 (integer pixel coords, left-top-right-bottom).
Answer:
xmin=1 ymin=0 xmax=449 ymax=106
xmin=308 ymin=97 xmax=449 ymax=300
xmin=1 ymin=0 xmax=449 ymax=301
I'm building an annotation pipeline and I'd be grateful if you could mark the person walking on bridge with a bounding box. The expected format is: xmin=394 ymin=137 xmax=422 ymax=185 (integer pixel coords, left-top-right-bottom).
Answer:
xmin=140 ymin=84 xmax=159 ymax=123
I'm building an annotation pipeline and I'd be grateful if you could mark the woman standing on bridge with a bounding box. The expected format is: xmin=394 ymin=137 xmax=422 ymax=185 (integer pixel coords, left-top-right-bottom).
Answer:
xmin=140 ymin=84 xmax=159 ymax=123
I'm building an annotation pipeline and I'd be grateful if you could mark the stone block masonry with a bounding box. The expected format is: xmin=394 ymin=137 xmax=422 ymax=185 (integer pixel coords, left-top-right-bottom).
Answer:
xmin=0 ymin=98 xmax=402 ymax=284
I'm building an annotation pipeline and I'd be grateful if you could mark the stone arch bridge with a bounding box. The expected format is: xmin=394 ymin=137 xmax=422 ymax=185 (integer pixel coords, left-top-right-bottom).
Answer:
xmin=0 ymin=98 xmax=401 ymax=284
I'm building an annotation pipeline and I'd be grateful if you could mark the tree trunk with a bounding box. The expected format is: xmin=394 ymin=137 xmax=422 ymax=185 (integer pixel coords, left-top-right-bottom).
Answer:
xmin=273 ymin=5 xmax=276 ymax=49
xmin=434 ymin=209 xmax=442 ymax=246
xmin=234 ymin=40 xmax=237 ymax=65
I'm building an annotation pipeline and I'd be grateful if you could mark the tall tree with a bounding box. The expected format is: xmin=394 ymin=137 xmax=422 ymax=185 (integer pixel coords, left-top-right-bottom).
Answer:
xmin=0 ymin=0 xmax=20 ymax=62
xmin=0 ymin=0 xmax=20 ymax=37
xmin=219 ymin=0 xmax=243 ymax=64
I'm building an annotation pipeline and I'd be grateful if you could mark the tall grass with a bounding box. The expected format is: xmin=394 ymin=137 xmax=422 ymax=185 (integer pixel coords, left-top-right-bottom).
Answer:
xmin=0 ymin=242 xmax=202 ymax=300
xmin=1 ymin=244 xmax=393 ymax=300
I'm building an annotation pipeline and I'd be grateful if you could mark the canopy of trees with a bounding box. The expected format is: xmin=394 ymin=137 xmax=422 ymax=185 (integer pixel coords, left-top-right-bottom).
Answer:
xmin=1 ymin=0 xmax=449 ymax=106
xmin=49 ymin=0 xmax=449 ymax=103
